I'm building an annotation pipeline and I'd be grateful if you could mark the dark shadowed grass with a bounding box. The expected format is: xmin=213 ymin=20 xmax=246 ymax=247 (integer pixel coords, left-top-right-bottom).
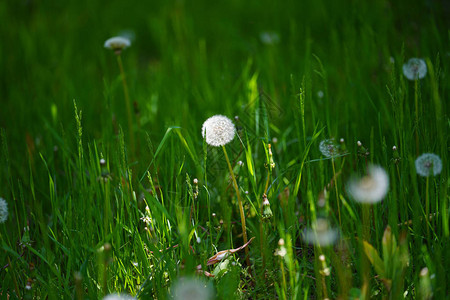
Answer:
xmin=0 ymin=0 xmax=449 ymax=298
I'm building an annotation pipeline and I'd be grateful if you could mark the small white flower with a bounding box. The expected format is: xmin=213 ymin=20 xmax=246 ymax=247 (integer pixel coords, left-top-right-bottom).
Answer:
xmin=303 ymin=218 xmax=339 ymax=247
xmin=140 ymin=215 xmax=152 ymax=226
xmin=274 ymin=246 xmax=287 ymax=257
xmin=172 ymin=277 xmax=213 ymax=300
xmin=0 ymin=198 xmax=8 ymax=223
xmin=103 ymin=294 xmax=135 ymax=300
xmin=402 ymin=58 xmax=427 ymax=80
xmin=415 ymin=153 xmax=442 ymax=177
xmin=201 ymin=115 xmax=236 ymax=147
xmin=319 ymin=138 xmax=340 ymax=158
xmin=104 ymin=36 xmax=131 ymax=54
xmin=347 ymin=165 xmax=389 ymax=204
xmin=259 ymin=31 xmax=280 ymax=45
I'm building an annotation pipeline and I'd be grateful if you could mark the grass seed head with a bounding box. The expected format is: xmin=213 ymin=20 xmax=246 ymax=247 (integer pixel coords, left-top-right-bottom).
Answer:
xmin=0 ymin=197 xmax=8 ymax=223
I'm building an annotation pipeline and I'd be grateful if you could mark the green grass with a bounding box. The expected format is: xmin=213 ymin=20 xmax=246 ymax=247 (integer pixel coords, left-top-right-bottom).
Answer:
xmin=0 ymin=0 xmax=449 ymax=298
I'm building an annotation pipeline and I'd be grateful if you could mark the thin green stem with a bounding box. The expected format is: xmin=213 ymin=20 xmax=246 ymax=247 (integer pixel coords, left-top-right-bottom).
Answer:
xmin=222 ymin=145 xmax=251 ymax=269
xmin=425 ymin=176 xmax=430 ymax=240
xmin=414 ymin=79 xmax=419 ymax=156
xmin=361 ymin=204 xmax=371 ymax=300
xmin=280 ymin=258 xmax=287 ymax=300
xmin=116 ymin=54 xmax=135 ymax=157
xmin=331 ymin=158 xmax=342 ymax=229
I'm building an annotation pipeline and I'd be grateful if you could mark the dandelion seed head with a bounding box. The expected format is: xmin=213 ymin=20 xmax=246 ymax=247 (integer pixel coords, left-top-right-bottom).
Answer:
xmin=201 ymin=115 xmax=236 ymax=147
xmin=319 ymin=138 xmax=340 ymax=158
xmin=402 ymin=58 xmax=427 ymax=80
xmin=415 ymin=153 xmax=442 ymax=177
xmin=172 ymin=277 xmax=213 ymax=300
xmin=0 ymin=198 xmax=8 ymax=223
xmin=317 ymin=90 xmax=324 ymax=98
xmin=302 ymin=218 xmax=339 ymax=247
xmin=347 ymin=165 xmax=389 ymax=204
xmin=104 ymin=36 xmax=131 ymax=53
xmin=259 ymin=31 xmax=280 ymax=45
xmin=103 ymin=294 xmax=135 ymax=300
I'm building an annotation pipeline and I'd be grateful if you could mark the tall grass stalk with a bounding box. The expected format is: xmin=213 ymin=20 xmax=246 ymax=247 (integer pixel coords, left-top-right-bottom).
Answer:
xmin=222 ymin=145 xmax=251 ymax=269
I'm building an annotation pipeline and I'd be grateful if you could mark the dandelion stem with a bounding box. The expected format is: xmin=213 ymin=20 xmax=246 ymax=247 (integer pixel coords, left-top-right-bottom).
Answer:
xmin=361 ymin=203 xmax=371 ymax=300
xmin=425 ymin=176 xmax=430 ymax=240
xmin=331 ymin=158 xmax=342 ymax=228
xmin=414 ymin=78 xmax=419 ymax=156
xmin=116 ymin=54 xmax=135 ymax=157
xmin=222 ymin=145 xmax=251 ymax=269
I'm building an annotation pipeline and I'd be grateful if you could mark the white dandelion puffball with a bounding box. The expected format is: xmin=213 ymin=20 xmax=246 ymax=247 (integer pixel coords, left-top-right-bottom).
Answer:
xmin=319 ymin=138 xmax=340 ymax=158
xmin=402 ymin=58 xmax=427 ymax=80
xmin=201 ymin=115 xmax=236 ymax=147
xmin=259 ymin=31 xmax=280 ymax=45
xmin=302 ymin=218 xmax=339 ymax=247
xmin=347 ymin=165 xmax=389 ymax=204
xmin=103 ymin=293 xmax=135 ymax=300
xmin=415 ymin=153 xmax=442 ymax=177
xmin=172 ymin=277 xmax=213 ymax=300
xmin=104 ymin=36 xmax=131 ymax=52
xmin=0 ymin=198 xmax=8 ymax=223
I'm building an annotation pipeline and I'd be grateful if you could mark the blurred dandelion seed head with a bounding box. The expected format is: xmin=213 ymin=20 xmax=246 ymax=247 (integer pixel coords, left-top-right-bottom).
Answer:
xmin=402 ymin=58 xmax=427 ymax=80
xmin=302 ymin=218 xmax=339 ymax=246
xmin=104 ymin=36 xmax=131 ymax=54
xmin=0 ymin=198 xmax=8 ymax=223
xmin=103 ymin=294 xmax=135 ymax=300
xmin=347 ymin=165 xmax=389 ymax=204
xmin=317 ymin=90 xmax=324 ymax=98
xmin=319 ymin=138 xmax=340 ymax=158
xmin=415 ymin=153 xmax=442 ymax=177
xmin=172 ymin=277 xmax=213 ymax=300
xmin=201 ymin=115 xmax=235 ymax=147
xmin=259 ymin=31 xmax=280 ymax=45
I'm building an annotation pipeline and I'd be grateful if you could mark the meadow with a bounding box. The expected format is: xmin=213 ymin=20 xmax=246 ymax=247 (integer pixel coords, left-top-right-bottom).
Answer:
xmin=0 ymin=0 xmax=449 ymax=298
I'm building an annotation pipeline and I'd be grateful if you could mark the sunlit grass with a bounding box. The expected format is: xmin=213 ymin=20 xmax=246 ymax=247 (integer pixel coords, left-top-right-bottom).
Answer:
xmin=0 ymin=0 xmax=448 ymax=299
